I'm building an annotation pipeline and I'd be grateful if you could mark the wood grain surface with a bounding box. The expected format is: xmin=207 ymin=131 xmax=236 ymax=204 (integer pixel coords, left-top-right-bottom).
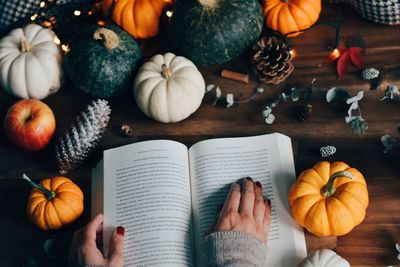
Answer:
xmin=0 ymin=2 xmax=399 ymax=266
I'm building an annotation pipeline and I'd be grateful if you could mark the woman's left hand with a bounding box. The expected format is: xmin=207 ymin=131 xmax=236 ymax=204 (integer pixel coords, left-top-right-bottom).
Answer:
xmin=68 ymin=213 xmax=125 ymax=267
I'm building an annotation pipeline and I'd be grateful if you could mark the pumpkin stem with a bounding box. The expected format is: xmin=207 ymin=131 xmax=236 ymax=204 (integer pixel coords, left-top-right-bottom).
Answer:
xmin=322 ymin=171 xmax=355 ymax=197
xmin=20 ymin=36 xmax=31 ymax=52
xmin=198 ymin=0 xmax=218 ymax=9
xmin=22 ymin=173 xmax=56 ymax=201
xmin=161 ymin=64 xmax=172 ymax=79
xmin=93 ymin=28 xmax=119 ymax=50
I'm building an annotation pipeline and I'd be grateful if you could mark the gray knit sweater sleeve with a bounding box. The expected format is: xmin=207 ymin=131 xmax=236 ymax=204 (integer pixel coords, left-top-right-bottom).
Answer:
xmin=203 ymin=231 xmax=268 ymax=267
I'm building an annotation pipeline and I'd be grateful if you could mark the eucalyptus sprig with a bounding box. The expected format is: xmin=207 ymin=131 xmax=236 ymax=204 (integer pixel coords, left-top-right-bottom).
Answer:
xmin=379 ymin=85 xmax=400 ymax=102
xmin=206 ymin=84 xmax=264 ymax=108
xmin=262 ymin=79 xmax=315 ymax=124
xmin=326 ymin=87 xmax=368 ymax=135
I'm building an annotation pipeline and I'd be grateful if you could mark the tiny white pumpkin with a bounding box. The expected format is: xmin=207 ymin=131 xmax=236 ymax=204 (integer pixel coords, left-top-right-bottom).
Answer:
xmin=298 ymin=249 xmax=350 ymax=267
xmin=0 ymin=24 xmax=63 ymax=99
xmin=133 ymin=52 xmax=205 ymax=123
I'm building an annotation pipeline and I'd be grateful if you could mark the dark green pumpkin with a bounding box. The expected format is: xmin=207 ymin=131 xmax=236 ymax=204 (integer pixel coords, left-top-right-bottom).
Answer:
xmin=64 ymin=25 xmax=142 ymax=98
xmin=168 ymin=0 xmax=263 ymax=65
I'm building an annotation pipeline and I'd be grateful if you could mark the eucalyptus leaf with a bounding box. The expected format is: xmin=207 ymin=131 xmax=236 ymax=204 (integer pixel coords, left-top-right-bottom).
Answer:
xmin=347 ymin=102 xmax=359 ymax=117
xmin=346 ymin=90 xmax=364 ymax=104
xmin=326 ymin=87 xmax=337 ymax=103
xmin=262 ymin=107 xmax=272 ymax=117
xmin=291 ymin=90 xmax=300 ymax=102
xmin=350 ymin=117 xmax=368 ymax=135
xmin=335 ymin=88 xmax=351 ymax=101
xmin=44 ymin=239 xmax=55 ymax=254
xmin=226 ymin=94 xmax=234 ymax=108
xmin=215 ymin=87 xmax=222 ymax=98
xmin=303 ymin=87 xmax=313 ymax=99
xmin=265 ymin=114 xmax=275 ymax=124
xmin=206 ymin=84 xmax=216 ymax=92
xmin=345 ymin=116 xmax=356 ymax=124
xmin=24 ymin=256 xmax=38 ymax=267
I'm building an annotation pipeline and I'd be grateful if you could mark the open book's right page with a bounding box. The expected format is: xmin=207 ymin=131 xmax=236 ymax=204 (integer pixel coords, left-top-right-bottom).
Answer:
xmin=188 ymin=133 xmax=306 ymax=267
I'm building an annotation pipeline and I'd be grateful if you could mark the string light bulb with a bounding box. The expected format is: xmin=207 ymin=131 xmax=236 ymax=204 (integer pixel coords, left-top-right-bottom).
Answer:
xmin=53 ymin=36 xmax=61 ymax=45
xmin=30 ymin=14 xmax=38 ymax=21
xmin=289 ymin=49 xmax=296 ymax=58
xmin=61 ymin=44 xmax=69 ymax=53
xmin=74 ymin=10 xmax=81 ymax=16
xmin=40 ymin=1 xmax=46 ymax=8
xmin=166 ymin=10 xmax=173 ymax=17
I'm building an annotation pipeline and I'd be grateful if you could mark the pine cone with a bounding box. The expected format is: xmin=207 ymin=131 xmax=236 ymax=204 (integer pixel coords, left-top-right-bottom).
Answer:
xmin=296 ymin=104 xmax=312 ymax=121
xmin=55 ymin=99 xmax=111 ymax=174
xmin=361 ymin=68 xmax=379 ymax=80
xmin=320 ymin=146 xmax=337 ymax=158
xmin=251 ymin=36 xmax=294 ymax=85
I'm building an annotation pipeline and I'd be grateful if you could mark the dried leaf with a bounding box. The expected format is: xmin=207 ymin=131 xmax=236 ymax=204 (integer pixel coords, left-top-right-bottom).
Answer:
xmin=348 ymin=102 xmax=359 ymax=118
xmin=337 ymin=49 xmax=350 ymax=79
xmin=396 ymin=243 xmax=400 ymax=252
xmin=349 ymin=47 xmax=364 ymax=69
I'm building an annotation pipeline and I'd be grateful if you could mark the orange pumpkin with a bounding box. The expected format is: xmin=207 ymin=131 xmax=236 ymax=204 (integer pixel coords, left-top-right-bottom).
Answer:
xmin=24 ymin=174 xmax=84 ymax=231
xmin=263 ymin=0 xmax=322 ymax=37
xmin=102 ymin=0 xmax=173 ymax=39
xmin=288 ymin=161 xmax=369 ymax=236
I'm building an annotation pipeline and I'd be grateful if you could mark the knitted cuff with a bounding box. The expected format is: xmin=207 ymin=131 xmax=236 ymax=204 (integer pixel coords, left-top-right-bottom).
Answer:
xmin=203 ymin=231 xmax=268 ymax=267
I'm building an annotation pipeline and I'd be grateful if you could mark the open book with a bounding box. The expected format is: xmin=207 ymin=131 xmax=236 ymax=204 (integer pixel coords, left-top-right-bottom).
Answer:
xmin=92 ymin=133 xmax=307 ymax=266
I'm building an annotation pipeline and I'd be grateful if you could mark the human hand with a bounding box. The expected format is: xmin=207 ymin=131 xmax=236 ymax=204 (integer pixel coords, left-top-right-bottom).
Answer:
xmin=213 ymin=177 xmax=271 ymax=242
xmin=68 ymin=213 xmax=125 ymax=267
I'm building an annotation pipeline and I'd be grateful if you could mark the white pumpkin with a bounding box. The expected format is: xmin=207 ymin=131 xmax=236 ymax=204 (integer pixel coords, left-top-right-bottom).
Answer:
xmin=133 ymin=52 xmax=205 ymax=123
xmin=299 ymin=249 xmax=351 ymax=267
xmin=0 ymin=24 xmax=63 ymax=99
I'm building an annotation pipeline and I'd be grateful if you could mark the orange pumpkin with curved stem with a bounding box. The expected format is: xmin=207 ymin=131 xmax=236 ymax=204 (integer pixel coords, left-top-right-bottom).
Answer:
xmin=102 ymin=0 xmax=173 ymax=39
xmin=263 ymin=0 xmax=322 ymax=37
xmin=24 ymin=174 xmax=84 ymax=230
xmin=288 ymin=161 xmax=369 ymax=236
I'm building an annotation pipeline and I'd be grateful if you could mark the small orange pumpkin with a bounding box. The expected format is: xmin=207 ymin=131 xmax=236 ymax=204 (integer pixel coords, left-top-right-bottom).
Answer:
xmin=24 ymin=174 xmax=84 ymax=231
xmin=102 ymin=0 xmax=173 ymax=39
xmin=288 ymin=161 xmax=369 ymax=236
xmin=263 ymin=0 xmax=322 ymax=37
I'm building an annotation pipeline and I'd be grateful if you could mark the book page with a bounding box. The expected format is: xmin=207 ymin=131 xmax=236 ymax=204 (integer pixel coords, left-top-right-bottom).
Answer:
xmin=188 ymin=133 xmax=307 ymax=267
xmin=97 ymin=140 xmax=193 ymax=266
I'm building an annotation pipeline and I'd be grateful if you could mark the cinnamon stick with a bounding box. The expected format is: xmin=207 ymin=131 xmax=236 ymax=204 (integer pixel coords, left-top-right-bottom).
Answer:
xmin=221 ymin=69 xmax=250 ymax=84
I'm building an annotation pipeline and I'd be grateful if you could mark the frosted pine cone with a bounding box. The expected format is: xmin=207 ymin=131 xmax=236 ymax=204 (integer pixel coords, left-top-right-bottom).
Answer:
xmin=320 ymin=146 xmax=337 ymax=158
xmin=55 ymin=99 xmax=111 ymax=174
xmin=361 ymin=68 xmax=379 ymax=80
xmin=251 ymin=36 xmax=294 ymax=85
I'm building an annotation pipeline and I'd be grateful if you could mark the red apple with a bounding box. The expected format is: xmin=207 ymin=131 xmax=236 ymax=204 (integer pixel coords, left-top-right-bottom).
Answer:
xmin=4 ymin=99 xmax=56 ymax=151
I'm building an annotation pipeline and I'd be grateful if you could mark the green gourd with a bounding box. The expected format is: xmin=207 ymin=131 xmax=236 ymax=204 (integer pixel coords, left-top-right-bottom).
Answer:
xmin=168 ymin=0 xmax=263 ymax=65
xmin=64 ymin=25 xmax=142 ymax=98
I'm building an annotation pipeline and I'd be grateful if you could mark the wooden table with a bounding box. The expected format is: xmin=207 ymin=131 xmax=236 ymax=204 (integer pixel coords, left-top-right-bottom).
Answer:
xmin=0 ymin=2 xmax=400 ymax=267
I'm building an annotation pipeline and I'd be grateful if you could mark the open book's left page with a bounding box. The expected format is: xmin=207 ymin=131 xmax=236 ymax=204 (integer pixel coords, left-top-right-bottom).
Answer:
xmin=92 ymin=140 xmax=194 ymax=266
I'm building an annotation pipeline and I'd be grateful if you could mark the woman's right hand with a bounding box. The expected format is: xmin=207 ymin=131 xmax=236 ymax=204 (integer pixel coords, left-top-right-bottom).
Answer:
xmin=213 ymin=177 xmax=271 ymax=242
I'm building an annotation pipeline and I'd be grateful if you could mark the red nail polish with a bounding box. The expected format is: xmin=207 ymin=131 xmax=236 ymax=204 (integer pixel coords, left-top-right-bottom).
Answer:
xmin=116 ymin=226 xmax=125 ymax=236
xmin=255 ymin=182 xmax=262 ymax=188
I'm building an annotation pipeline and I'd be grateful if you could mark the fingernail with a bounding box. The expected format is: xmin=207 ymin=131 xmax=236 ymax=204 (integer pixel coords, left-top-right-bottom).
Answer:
xmin=116 ymin=226 xmax=125 ymax=236
xmin=255 ymin=181 xmax=262 ymax=188
xmin=246 ymin=177 xmax=253 ymax=181
xmin=267 ymin=199 xmax=271 ymax=206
